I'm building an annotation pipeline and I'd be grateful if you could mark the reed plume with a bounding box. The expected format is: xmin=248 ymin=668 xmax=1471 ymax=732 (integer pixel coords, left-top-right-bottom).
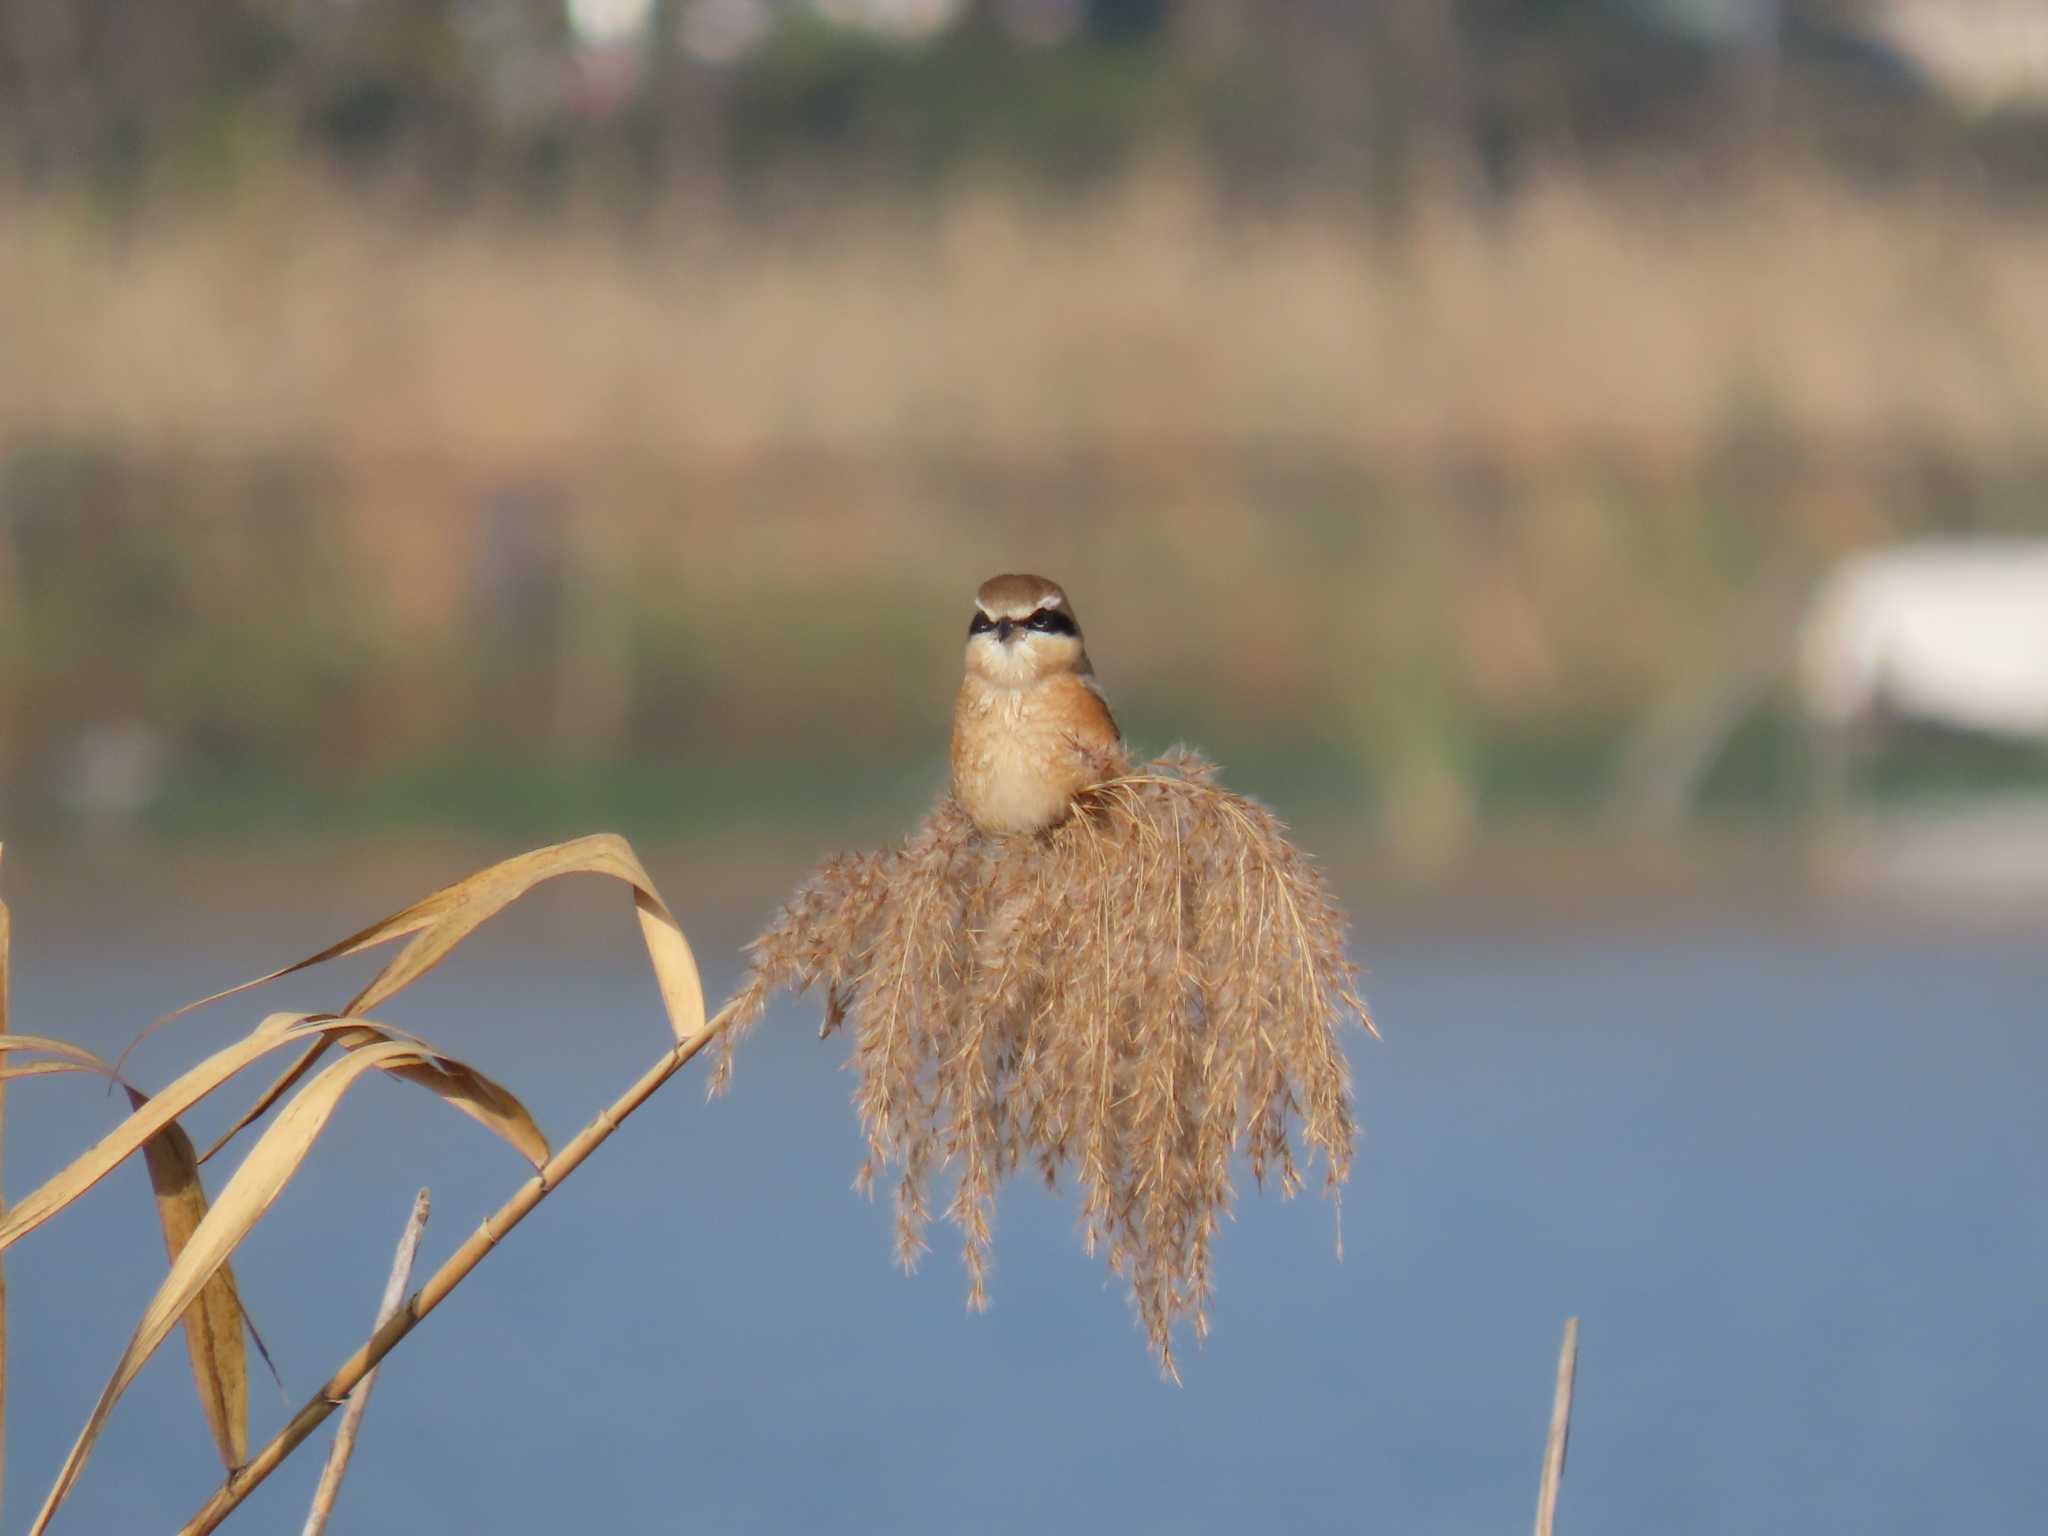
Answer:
xmin=725 ymin=749 xmax=1375 ymax=1377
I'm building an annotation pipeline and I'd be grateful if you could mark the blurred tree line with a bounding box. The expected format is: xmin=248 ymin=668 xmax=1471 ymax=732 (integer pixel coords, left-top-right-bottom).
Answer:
xmin=5 ymin=0 xmax=2046 ymax=205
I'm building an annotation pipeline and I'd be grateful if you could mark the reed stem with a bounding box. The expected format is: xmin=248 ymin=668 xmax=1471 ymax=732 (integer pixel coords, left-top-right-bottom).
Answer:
xmin=177 ymin=1000 xmax=738 ymax=1536
xmin=300 ymin=1187 xmax=430 ymax=1536
xmin=1534 ymin=1317 xmax=1579 ymax=1536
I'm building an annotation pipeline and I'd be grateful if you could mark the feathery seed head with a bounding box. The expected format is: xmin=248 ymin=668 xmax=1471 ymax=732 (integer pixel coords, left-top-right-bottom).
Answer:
xmin=727 ymin=749 xmax=1374 ymax=1377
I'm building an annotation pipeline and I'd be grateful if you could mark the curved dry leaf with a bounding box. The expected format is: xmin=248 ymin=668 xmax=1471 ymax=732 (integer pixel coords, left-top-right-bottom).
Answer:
xmin=339 ymin=835 xmax=703 ymax=1043
xmin=0 ymin=1061 xmax=114 ymax=1082
xmin=0 ymin=1029 xmax=255 ymax=1468
xmin=157 ymin=834 xmax=701 ymax=1035
xmin=1 ymin=1013 xmax=545 ymax=1258
xmin=376 ymin=1051 xmax=548 ymax=1168
xmin=0 ymin=1035 xmax=115 ymax=1073
xmin=0 ymin=1020 xmax=248 ymax=1468
xmin=197 ymin=1039 xmax=333 ymax=1166
xmin=125 ymin=1088 xmax=246 ymax=1473
xmin=205 ymin=1026 xmax=547 ymax=1171
xmin=167 ymin=835 xmax=702 ymax=1162
xmin=31 ymin=1040 xmax=428 ymax=1536
xmin=0 ymin=1024 xmax=254 ymax=1460
xmin=309 ymin=1019 xmax=549 ymax=1169
xmin=0 ymin=1013 xmax=320 ymax=1257
xmin=263 ymin=1019 xmax=548 ymax=1166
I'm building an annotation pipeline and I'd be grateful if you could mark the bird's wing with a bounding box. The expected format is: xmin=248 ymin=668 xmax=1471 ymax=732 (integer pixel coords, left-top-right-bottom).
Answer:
xmin=1064 ymin=673 xmax=1127 ymax=776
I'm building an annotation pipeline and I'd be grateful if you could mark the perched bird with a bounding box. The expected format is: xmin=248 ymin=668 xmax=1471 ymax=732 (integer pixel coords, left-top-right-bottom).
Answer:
xmin=951 ymin=573 xmax=1128 ymax=835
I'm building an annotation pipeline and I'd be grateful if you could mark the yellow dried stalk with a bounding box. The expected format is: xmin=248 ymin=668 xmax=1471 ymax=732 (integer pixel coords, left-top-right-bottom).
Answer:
xmin=127 ymin=1092 xmax=248 ymax=1474
xmin=117 ymin=832 xmax=700 ymax=1163
xmin=4 ymin=833 xmax=708 ymax=1535
xmin=729 ymin=750 xmax=1375 ymax=1377
xmin=301 ymin=1186 xmax=431 ymax=1536
xmin=177 ymin=999 xmax=739 ymax=1536
xmin=14 ymin=1014 xmax=549 ymax=1536
xmin=0 ymin=1015 xmax=545 ymax=1257
xmin=0 ymin=1041 xmax=257 ymax=1494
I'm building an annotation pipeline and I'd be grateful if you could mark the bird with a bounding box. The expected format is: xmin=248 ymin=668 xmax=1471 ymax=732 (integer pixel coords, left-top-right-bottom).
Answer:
xmin=951 ymin=573 xmax=1128 ymax=835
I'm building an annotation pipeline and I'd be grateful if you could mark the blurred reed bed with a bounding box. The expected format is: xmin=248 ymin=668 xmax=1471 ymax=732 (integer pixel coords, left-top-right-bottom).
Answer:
xmin=5 ymin=169 xmax=2048 ymax=852
xmin=5 ymin=169 xmax=2048 ymax=470
xmin=730 ymin=750 xmax=1373 ymax=1376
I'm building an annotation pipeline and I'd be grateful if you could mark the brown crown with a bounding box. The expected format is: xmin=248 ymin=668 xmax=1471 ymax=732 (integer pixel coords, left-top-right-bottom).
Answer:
xmin=975 ymin=572 xmax=1072 ymax=621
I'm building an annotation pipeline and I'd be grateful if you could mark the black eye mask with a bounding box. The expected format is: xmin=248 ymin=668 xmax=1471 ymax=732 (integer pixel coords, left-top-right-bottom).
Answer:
xmin=1025 ymin=608 xmax=1079 ymax=636
xmin=969 ymin=608 xmax=1078 ymax=638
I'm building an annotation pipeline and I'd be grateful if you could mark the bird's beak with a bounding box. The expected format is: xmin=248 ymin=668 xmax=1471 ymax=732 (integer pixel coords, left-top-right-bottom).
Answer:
xmin=996 ymin=618 xmax=1016 ymax=643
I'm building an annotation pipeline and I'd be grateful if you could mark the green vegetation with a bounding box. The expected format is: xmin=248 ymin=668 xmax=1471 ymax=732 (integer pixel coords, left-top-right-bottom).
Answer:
xmin=6 ymin=407 xmax=2048 ymax=859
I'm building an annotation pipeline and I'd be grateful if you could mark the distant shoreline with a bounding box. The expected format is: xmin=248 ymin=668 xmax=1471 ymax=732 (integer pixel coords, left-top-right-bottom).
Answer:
xmin=10 ymin=803 xmax=2045 ymax=943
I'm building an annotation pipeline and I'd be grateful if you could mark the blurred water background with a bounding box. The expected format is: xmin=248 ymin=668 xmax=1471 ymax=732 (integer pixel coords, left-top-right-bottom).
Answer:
xmin=4 ymin=1 xmax=2048 ymax=1531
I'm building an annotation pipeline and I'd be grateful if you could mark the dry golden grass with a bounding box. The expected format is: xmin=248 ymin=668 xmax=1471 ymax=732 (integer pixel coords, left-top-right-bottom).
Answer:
xmin=5 ymin=169 xmax=2048 ymax=474
xmin=731 ymin=750 xmax=1375 ymax=1377
xmin=0 ymin=892 xmax=260 ymax=1511
xmin=0 ymin=834 xmax=716 ymax=1534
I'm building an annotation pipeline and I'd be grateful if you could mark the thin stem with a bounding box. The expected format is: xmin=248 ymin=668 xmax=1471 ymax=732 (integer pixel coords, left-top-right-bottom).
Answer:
xmin=1534 ymin=1316 xmax=1579 ymax=1536
xmin=178 ymin=1000 xmax=739 ymax=1536
xmin=300 ymin=1188 xmax=431 ymax=1536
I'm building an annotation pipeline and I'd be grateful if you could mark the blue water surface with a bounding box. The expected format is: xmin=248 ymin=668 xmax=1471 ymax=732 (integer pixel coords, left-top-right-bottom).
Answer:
xmin=5 ymin=880 xmax=2044 ymax=1534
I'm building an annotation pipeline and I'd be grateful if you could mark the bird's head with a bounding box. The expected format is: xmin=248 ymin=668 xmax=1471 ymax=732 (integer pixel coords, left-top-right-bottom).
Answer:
xmin=965 ymin=573 xmax=1088 ymax=687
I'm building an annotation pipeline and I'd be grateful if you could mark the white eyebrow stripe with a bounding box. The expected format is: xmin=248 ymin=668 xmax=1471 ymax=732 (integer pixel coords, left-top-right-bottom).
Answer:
xmin=974 ymin=585 xmax=1071 ymax=620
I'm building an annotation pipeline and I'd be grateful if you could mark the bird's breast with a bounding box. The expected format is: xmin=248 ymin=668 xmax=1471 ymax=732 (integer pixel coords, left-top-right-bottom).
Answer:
xmin=951 ymin=676 xmax=1122 ymax=835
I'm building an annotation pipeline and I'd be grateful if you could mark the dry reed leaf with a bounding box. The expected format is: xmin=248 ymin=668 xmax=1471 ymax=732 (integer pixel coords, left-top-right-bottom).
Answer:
xmin=31 ymin=1039 xmax=444 ymax=1536
xmin=0 ymin=1013 xmax=316 ymax=1255
xmin=0 ymin=1061 xmax=287 ymax=1477
xmin=0 ymin=1014 xmax=545 ymax=1257
xmin=195 ymin=1046 xmax=325 ymax=1168
xmin=0 ymin=1035 xmax=116 ymax=1076
xmin=125 ymin=1090 xmax=247 ymax=1473
xmin=3 ymin=1093 xmax=254 ymax=1499
xmin=0 ymin=1030 xmax=252 ymax=1468
xmin=0 ymin=1063 xmax=100 ymax=1083
xmin=148 ymin=835 xmax=701 ymax=1163
xmin=223 ymin=1020 xmax=551 ymax=1170
xmin=10 ymin=838 xmax=683 ymax=1525
xmin=734 ymin=750 xmax=1375 ymax=1376
xmin=350 ymin=1031 xmax=549 ymax=1168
